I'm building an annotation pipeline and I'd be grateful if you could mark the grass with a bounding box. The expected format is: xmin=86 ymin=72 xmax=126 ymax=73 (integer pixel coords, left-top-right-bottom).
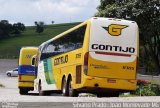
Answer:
xmin=0 ymin=22 xmax=80 ymax=58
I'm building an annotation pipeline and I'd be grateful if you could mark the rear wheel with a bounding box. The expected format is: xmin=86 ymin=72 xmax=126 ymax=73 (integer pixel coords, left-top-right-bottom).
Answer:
xmin=68 ymin=78 xmax=78 ymax=97
xmin=19 ymin=88 xmax=28 ymax=95
xmin=62 ymin=77 xmax=68 ymax=96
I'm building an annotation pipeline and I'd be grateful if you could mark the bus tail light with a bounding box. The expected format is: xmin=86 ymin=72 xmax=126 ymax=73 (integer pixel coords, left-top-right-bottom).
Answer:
xmin=19 ymin=75 xmax=21 ymax=80
xmin=84 ymin=52 xmax=89 ymax=75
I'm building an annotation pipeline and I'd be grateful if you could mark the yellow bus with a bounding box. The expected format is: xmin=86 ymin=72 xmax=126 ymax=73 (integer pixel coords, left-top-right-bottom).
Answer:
xmin=34 ymin=17 xmax=139 ymax=97
xmin=18 ymin=47 xmax=38 ymax=95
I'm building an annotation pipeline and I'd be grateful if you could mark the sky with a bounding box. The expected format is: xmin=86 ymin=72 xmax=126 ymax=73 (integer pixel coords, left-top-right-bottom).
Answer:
xmin=0 ymin=0 xmax=100 ymax=26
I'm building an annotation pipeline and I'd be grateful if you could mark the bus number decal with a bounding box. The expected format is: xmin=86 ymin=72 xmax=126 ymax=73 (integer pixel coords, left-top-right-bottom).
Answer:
xmin=122 ymin=66 xmax=134 ymax=70
xmin=54 ymin=55 xmax=68 ymax=66
xmin=76 ymin=53 xmax=81 ymax=58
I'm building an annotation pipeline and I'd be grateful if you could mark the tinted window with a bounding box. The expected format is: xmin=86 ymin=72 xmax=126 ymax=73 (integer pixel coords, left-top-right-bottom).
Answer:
xmin=40 ymin=25 xmax=86 ymax=60
xmin=14 ymin=68 xmax=18 ymax=71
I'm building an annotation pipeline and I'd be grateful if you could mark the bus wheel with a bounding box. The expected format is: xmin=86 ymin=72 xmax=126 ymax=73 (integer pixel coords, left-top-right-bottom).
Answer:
xmin=38 ymin=82 xmax=47 ymax=96
xmin=68 ymin=78 xmax=78 ymax=97
xmin=19 ymin=88 xmax=28 ymax=95
xmin=62 ymin=77 xmax=68 ymax=96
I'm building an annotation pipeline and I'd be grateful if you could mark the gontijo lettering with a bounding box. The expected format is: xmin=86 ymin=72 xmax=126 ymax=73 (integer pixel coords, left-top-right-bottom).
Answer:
xmin=54 ymin=55 xmax=68 ymax=66
xmin=91 ymin=44 xmax=135 ymax=53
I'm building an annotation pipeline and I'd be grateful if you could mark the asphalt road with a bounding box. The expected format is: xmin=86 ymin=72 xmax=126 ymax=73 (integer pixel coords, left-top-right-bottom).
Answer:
xmin=1 ymin=59 xmax=160 ymax=108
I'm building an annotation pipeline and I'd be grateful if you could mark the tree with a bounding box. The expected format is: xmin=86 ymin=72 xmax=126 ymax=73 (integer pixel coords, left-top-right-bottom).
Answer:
xmin=0 ymin=20 xmax=25 ymax=39
xmin=35 ymin=21 xmax=44 ymax=34
xmin=12 ymin=22 xmax=25 ymax=34
xmin=0 ymin=20 xmax=12 ymax=39
xmin=96 ymin=0 xmax=160 ymax=74
xmin=51 ymin=21 xmax=55 ymax=24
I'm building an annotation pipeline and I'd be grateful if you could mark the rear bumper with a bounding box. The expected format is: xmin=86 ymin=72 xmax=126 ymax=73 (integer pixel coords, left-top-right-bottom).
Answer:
xmin=18 ymin=75 xmax=36 ymax=88
xmin=81 ymin=76 xmax=137 ymax=91
xmin=18 ymin=81 xmax=34 ymax=88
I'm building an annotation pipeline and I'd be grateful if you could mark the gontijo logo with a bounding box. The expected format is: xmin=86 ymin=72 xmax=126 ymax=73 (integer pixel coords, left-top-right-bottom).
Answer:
xmin=103 ymin=24 xmax=128 ymax=36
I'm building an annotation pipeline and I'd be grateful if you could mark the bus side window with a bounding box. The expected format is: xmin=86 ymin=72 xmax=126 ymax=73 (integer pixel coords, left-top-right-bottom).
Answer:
xmin=39 ymin=24 xmax=86 ymax=61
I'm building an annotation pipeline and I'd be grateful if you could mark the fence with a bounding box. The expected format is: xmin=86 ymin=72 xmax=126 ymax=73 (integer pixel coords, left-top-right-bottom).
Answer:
xmin=137 ymin=74 xmax=160 ymax=85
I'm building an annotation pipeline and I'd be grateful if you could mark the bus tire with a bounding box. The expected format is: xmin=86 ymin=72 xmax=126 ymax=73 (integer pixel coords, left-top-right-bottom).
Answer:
xmin=19 ymin=88 xmax=28 ymax=95
xmin=68 ymin=78 xmax=78 ymax=97
xmin=62 ymin=77 xmax=68 ymax=96
xmin=38 ymin=82 xmax=47 ymax=96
